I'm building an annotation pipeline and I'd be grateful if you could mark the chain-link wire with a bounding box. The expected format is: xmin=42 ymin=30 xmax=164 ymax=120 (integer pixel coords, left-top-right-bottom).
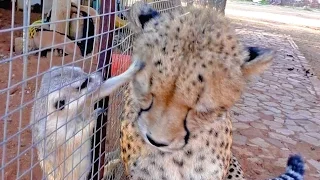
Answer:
xmin=0 ymin=0 xmax=181 ymax=179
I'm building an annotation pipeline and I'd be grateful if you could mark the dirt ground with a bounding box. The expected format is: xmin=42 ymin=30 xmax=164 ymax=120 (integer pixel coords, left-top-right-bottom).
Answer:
xmin=1 ymin=3 xmax=320 ymax=180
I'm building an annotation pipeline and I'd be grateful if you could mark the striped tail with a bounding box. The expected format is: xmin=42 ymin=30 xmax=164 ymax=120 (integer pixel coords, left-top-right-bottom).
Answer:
xmin=269 ymin=154 xmax=305 ymax=180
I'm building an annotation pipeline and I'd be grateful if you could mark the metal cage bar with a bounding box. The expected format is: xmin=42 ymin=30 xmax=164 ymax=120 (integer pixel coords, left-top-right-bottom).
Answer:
xmin=90 ymin=0 xmax=116 ymax=179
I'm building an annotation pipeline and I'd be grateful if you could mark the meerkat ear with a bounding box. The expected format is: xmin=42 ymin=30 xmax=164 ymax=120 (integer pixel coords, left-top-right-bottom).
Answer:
xmin=241 ymin=47 xmax=274 ymax=78
xmin=51 ymin=66 xmax=59 ymax=70
xmin=41 ymin=66 xmax=62 ymax=84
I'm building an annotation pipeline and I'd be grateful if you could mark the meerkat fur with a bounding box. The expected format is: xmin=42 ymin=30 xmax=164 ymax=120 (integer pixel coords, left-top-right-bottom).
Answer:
xmin=30 ymin=60 xmax=144 ymax=180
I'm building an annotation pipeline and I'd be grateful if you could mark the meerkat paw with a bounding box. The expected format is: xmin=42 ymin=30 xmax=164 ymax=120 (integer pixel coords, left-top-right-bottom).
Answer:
xmin=96 ymin=59 xmax=145 ymax=98
xmin=126 ymin=58 xmax=145 ymax=75
xmin=103 ymin=159 xmax=121 ymax=178
xmin=92 ymin=108 xmax=105 ymax=119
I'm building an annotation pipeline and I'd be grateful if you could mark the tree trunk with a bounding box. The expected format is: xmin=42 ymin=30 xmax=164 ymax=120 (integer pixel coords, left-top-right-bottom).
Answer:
xmin=209 ymin=0 xmax=227 ymax=15
xmin=190 ymin=0 xmax=227 ymax=15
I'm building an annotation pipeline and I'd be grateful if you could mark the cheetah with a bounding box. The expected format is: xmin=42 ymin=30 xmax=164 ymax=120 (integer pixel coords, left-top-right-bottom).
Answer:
xmin=115 ymin=1 xmax=305 ymax=180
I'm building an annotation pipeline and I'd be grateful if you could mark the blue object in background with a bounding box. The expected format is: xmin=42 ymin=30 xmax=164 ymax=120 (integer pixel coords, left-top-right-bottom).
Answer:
xmin=92 ymin=0 xmax=100 ymax=13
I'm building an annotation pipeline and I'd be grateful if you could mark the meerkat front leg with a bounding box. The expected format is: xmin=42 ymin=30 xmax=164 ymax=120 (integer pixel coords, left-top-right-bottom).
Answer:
xmin=103 ymin=148 xmax=121 ymax=179
xmin=103 ymin=159 xmax=121 ymax=179
xmin=96 ymin=60 xmax=145 ymax=99
xmin=92 ymin=108 xmax=105 ymax=118
xmin=87 ymin=107 xmax=105 ymax=128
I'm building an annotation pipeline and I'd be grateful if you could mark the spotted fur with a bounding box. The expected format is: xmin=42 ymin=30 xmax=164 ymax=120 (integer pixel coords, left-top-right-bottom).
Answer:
xmin=116 ymin=1 xmax=302 ymax=180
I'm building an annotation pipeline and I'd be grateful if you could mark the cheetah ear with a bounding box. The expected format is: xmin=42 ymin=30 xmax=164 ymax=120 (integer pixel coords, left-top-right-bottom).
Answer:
xmin=128 ymin=1 xmax=160 ymax=32
xmin=241 ymin=47 xmax=274 ymax=78
xmin=138 ymin=8 xmax=160 ymax=29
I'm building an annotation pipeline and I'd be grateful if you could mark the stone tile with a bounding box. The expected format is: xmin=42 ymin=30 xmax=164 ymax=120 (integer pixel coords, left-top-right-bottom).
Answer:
xmin=262 ymin=102 xmax=279 ymax=107
xmin=244 ymin=100 xmax=258 ymax=107
xmin=298 ymin=134 xmax=320 ymax=147
xmin=310 ymin=109 xmax=320 ymax=113
xmin=280 ymin=104 xmax=294 ymax=110
xmin=245 ymin=97 xmax=260 ymax=103
xmin=263 ymin=106 xmax=282 ymax=114
xmin=233 ymin=122 xmax=250 ymax=129
xmin=274 ymin=158 xmax=288 ymax=167
xmin=240 ymin=106 xmax=258 ymax=113
xmin=310 ymin=173 xmax=320 ymax=178
xmin=275 ymin=128 xmax=294 ymax=136
xmin=250 ymin=137 xmax=270 ymax=148
xmin=311 ymin=120 xmax=320 ymax=127
xmin=294 ymin=120 xmax=313 ymax=126
xmin=296 ymin=102 xmax=311 ymax=109
xmin=286 ymin=125 xmax=306 ymax=132
xmin=250 ymin=122 xmax=268 ymax=130
xmin=306 ymin=132 xmax=320 ymax=140
xmin=260 ymin=110 xmax=275 ymax=115
xmin=286 ymin=113 xmax=310 ymax=120
xmin=248 ymin=157 xmax=263 ymax=164
xmin=268 ymin=132 xmax=297 ymax=145
xmin=296 ymin=110 xmax=313 ymax=117
xmin=240 ymin=128 xmax=264 ymax=138
xmin=258 ymin=113 xmax=275 ymax=121
xmin=274 ymin=117 xmax=285 ymax=123
xmin=282 ymin=109 xmax=299 ymax=115
xmin=232 ymin=146 xmax=254 ymax=157
xmin=304 ymin=124 xmax=320 ymax=132
xmin=281 ymin=101 xmax=297 ymax=107
xmin=262 ymin=120 xmax=283 ymax=128
xmin=265 ymin=138 xmax=286 ymax=148
xmin=307 ymin=159 xmax=320 ymax=171
xmin=233 ymin=134 xmax=248 ymax=146
xmin=282 ymin=83 xmax=294 ymax=89
xmin=235 ymin=114 xmax=259 ymax=122
xmin=284 ymin=120 xmax=297 ymax=125
xmin=258 ymin=154 xmax=275 ymax=159
xmin=256 ymin=94 xmax=271 ymax=101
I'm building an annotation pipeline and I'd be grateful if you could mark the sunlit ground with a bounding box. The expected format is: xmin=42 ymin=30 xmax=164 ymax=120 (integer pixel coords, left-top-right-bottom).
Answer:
xmin=226 ymin=1 xmax=320 ymax=30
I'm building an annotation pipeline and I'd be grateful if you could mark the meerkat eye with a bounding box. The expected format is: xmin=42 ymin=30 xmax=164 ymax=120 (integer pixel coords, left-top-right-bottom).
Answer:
xmin=78 ymin=78 xmax=91 ymax=90
xmin=55 ymin=100 xmax=65 ymax=110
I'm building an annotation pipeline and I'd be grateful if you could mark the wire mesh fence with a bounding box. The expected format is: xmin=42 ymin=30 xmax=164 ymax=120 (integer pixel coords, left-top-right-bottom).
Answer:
xmin=0 ymin=0 xmax=181 ymax=179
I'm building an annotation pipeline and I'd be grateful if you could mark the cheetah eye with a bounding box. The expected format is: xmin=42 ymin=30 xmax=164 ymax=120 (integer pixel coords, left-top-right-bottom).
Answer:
xmin=141 ymin=96 xmax=153 ymax=111
xmin=138 ymin=96 xmax=154 ymax=116
xmin=55 ymin=100 xmax=65 ymax=110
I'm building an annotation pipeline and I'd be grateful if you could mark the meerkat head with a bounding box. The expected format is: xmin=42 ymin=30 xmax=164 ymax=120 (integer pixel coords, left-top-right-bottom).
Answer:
xmin=30 ymin=60 xmax=145 ymax=146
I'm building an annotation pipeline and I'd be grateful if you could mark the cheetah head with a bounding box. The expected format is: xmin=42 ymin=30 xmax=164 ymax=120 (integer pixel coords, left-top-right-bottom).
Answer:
xmin=128 ymin=1 xmax=274 ymax=152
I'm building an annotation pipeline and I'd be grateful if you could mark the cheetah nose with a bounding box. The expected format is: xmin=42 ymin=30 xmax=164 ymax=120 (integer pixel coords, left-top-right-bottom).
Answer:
xmin=146 ymin=134 xmax=168 ymax=147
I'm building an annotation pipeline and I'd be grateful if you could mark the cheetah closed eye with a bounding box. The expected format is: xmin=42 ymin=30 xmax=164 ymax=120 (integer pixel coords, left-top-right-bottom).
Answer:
xmin=115 ymin=1 xmax=305 ymax=180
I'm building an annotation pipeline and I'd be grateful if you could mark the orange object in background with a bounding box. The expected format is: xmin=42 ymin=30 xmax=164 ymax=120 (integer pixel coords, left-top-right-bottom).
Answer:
xmin=111 ymin=53 xmax=132 ymax=76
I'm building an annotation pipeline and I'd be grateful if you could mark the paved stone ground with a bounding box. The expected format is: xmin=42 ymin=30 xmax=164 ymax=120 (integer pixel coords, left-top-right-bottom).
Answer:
xmin=231 ymin=28 xmax=320 ymax=180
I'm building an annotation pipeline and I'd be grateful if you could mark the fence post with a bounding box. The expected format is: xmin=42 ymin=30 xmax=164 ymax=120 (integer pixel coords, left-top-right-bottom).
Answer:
xmin=89 ymin=0 xmax=116 ymax=179
xmin=50 ymin=0 xmax=71 ymax=33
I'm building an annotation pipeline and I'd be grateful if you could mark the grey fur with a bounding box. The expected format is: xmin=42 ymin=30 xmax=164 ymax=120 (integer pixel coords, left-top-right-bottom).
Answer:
xmin=30 ymin=60 xmax=144 ymax=180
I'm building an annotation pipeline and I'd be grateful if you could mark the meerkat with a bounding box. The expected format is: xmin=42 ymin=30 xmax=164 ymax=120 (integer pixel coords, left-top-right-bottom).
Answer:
xmin=30 ymin=60 xmax=144 ymax=180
